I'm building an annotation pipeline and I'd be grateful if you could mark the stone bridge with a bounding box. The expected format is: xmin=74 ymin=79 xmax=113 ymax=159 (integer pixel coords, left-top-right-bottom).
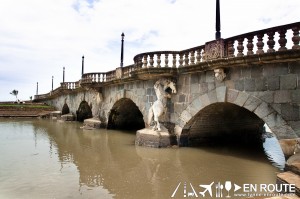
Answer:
xmin=35 ymin=22 xmax=300 ymax=146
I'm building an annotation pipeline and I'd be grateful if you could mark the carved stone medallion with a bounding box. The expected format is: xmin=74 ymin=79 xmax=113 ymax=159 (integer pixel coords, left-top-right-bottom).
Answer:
xmin=205 ymin=39 xmax=224 ymax=60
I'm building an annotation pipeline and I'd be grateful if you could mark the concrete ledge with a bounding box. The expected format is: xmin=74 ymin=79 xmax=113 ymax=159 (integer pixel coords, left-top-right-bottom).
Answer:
xmin=61 ymin=113 xmax=75 ymax=121
xmin=135 ymin=126 xmax=171 ymax=148
xmin=82 ymin=118 xmax=101 ymax=129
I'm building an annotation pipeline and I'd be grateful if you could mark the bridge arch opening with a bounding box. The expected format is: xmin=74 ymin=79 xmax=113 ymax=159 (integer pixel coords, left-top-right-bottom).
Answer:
xmin=181 ymin=102 xmax=265 ymax=148
xmin=107 ymin=98 xmax=145 ymax=131
xmin=76 ymin=100 xmax=93 ymax=122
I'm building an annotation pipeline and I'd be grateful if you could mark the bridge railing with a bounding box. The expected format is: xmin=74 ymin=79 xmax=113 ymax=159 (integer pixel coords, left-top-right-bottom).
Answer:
xmin=133 ymin=22 xmax=300 ymax=68
xmin=133 ymin=46 xmax=206 ymax=69
xmin=224 ymin=22 xmax=300 ymax=57
xmin=81 ymin=64 xmax=136 ymax=84
xmin=61 ymin=81 xmax=80 ymax=89
xmin=35 ymin=22 xmax=299 ymax=101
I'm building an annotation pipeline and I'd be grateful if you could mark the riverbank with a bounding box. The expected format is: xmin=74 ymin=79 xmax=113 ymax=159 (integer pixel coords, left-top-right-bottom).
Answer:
xmin=0 ymin=102 xmax=56 ymax=117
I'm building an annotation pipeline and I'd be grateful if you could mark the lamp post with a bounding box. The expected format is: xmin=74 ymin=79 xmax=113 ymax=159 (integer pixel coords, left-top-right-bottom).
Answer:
xmin=63 ymin=67 xmax=65 ymax=83
xmin=36 ymin=82 xmax=38 ymax=95
xmin=81 ymin=55 xmax=84 ymax=77
xmin=215 ymin=0 xmax=221 ymax=39
xmin=120 ymin=32 xmax=125 ymax=67
xmin=52 ymin=76 xmax=54 ymax=91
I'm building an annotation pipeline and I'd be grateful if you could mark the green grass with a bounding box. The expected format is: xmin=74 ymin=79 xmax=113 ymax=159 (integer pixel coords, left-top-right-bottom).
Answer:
xmin=0 ymin=104 xmax=53 ymax=109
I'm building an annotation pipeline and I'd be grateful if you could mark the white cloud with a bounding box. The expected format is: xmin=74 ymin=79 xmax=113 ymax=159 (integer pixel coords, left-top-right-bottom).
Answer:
xmin=0 ymin=0 xmax=299 ymax=101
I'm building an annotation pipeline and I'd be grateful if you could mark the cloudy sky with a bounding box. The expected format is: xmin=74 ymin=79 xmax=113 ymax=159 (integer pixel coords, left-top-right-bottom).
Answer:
xmin=0 ymin=0 xmax=299 ymax=101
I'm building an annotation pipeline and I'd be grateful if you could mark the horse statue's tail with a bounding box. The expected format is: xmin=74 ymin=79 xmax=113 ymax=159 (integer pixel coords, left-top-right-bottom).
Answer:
xmin=147 ymin=106 xmax=153 ymax=127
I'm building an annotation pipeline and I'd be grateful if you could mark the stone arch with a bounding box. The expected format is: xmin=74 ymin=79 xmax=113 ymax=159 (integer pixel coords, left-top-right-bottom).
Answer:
xmin=107 ymin=98 xmax=145 ymax=130
xmin=176 ymin=86 xmax=297 ymax=143
xmin=76 ymin=100 xmax=93 ymax=122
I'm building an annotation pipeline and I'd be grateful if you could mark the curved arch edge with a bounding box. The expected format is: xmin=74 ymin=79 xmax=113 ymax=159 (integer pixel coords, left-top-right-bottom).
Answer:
xmin=175 ymin=86 xmax=298 ymax=140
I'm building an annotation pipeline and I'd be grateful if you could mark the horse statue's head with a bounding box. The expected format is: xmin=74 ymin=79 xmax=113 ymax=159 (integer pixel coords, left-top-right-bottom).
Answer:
xmin=163 ymin=78 xmax=177 ymax=94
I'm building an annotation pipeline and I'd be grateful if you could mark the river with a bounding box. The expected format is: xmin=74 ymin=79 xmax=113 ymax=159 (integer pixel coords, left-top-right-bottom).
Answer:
xmin=0 ymin=118 xmax=285 ymax=199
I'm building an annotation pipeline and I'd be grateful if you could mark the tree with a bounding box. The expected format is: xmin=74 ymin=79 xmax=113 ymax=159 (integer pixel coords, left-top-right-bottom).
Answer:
xmin=10 ymin=89 xmax=19 ymax=101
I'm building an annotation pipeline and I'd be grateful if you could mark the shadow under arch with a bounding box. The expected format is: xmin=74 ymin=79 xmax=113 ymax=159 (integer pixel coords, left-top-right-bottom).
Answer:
xmin=76 ymin=100 xmax=92 ymax=122
xmin=178 ymin=87 xmax=297 ymax=146
xmin=107 ymin=98 xmax=145 ymax=131
xmin=180 ymin=102 xmax=265 ymax=147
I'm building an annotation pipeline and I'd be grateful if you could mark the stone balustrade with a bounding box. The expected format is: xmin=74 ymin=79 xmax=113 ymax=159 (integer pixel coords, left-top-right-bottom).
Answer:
xmin=133 ymin=22 xmax=299 ymax=68
xmin=224 ymin=22 xmax=299 ymax=57
xmin=34 ymin=22 xmax=300 ymax=101
xmin=61 ymin=82 xmax=79 ymax=89
xmin=133 ymin=46 xmax=206 ymax=69
xmin=81 ymin=73 xmax=107 ymax=83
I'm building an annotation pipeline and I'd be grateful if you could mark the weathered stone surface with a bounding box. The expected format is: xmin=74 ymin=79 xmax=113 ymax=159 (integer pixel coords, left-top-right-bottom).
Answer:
xmin=83 ymin=118 xmax=101 ymax=129
xmin=51 ymin=111 xmax=61 ymax=119
xmin=243 ymin=96 xmax=262 ymax=112
xmin=254 ymin=101 xmax=275 ymax=119
xmin=286 ymin=153 xmax=300 ymax=175
xmin=280 ymin=74 xmax=297 ymax=90
xmin=276 ymin=171 xmax=300 ymax=196
xmin=267 ymin=76 xmax=280 ymax=90
xmin=226 ymin=89 xmax=239 ymax=103
xmin=281 ymin=104 xmax=300 ymax=121
xmin=244 ymin=78 xmax=256 ymax=91
xmin=61 ymin=113 xmax=75 ymax=121
xmin=216 ymin=86 xmax=227 ymax=102
xmin=135 ymin=126 xmax=171 ymax=148
xmin=274 ymin=90 xmax=292 ymax=103
xmin=234 ymin=92 xmax=249 ymax=107
xmin=279 ymin=138 xmax=300 ymax=158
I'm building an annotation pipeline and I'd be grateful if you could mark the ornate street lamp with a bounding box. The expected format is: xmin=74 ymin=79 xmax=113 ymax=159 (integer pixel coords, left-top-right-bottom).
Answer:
xmin=120 ymin=32 xmax=125 ymax=67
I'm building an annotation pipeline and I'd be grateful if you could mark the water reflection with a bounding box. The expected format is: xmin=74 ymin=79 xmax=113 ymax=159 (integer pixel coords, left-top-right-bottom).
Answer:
xmin=0 ymin=118 xmax=281 ymax=199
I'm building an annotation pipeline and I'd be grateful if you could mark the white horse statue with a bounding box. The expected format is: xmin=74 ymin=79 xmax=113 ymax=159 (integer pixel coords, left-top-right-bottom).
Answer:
xmin=147 ymin=78 xmax=177 ymax=131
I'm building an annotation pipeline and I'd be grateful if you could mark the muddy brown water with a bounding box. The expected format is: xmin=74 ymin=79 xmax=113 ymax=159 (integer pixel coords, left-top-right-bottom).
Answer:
xmin=0 ymin=118 xmax=284 ymax=199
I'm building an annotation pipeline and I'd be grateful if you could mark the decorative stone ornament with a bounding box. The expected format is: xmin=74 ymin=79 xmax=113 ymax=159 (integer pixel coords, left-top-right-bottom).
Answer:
xmin=116 ymin=67 xmax=122 ymax=79
xmin=214 ymin=68 xmax=226 ymax=82
xmin=204 ymin=39 xmax=224 ymax=60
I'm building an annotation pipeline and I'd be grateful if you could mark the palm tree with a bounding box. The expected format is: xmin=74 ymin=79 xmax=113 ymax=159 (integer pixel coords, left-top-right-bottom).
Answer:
xmin=10 ymin=89 xmax=19 ymax=101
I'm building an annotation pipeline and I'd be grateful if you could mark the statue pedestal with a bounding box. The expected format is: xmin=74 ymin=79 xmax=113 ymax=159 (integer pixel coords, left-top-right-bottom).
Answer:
xmin=135 ymin=126 xmax=171 ymax=148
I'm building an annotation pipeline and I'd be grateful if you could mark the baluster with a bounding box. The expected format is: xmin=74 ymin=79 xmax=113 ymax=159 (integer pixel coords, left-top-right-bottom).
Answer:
xmin=256 ymin=34 xmax=264 ymax=54
xmin=179 ymin=53 xmax=184 ymax=67
xmin=157 ymin=54 xmax=161 ymax=68
xmin=143 ymin=54 xmax=148 ymax=68
xmin=165 ymin=53 xmax=169 ymax=67
xmin=278 ymin=29 xmax=287 ymax=51
xmin=227 ymin=40 xmax=235 ymax=57
xmin=190 ymin=50 xmax=195 ymax=65
xmin=149 ymin=54 xmax=154 ymax=67
xmin=292 ymin=27 xmax=300 ymax=49
xmin=246 ymin=35 xmax=254 ymax=55
xmin=184 ymin=52 xmax=189 ymax=66
xmin=267 ymin=32 xmax=275 ymax=53
xmin=137 ymin=56 xmax=143 ymax=68
xmin=196 ymin=49 xmax=202 ymax=64
xmin=237 ymin=38 xmax=244 ymax=57
xmin=172 ymin=53 xmax=177 ymax=68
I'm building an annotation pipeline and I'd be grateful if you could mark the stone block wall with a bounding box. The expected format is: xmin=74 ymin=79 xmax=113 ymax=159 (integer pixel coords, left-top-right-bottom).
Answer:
xmin=172 ymin=61 xmax=300 ymax=139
